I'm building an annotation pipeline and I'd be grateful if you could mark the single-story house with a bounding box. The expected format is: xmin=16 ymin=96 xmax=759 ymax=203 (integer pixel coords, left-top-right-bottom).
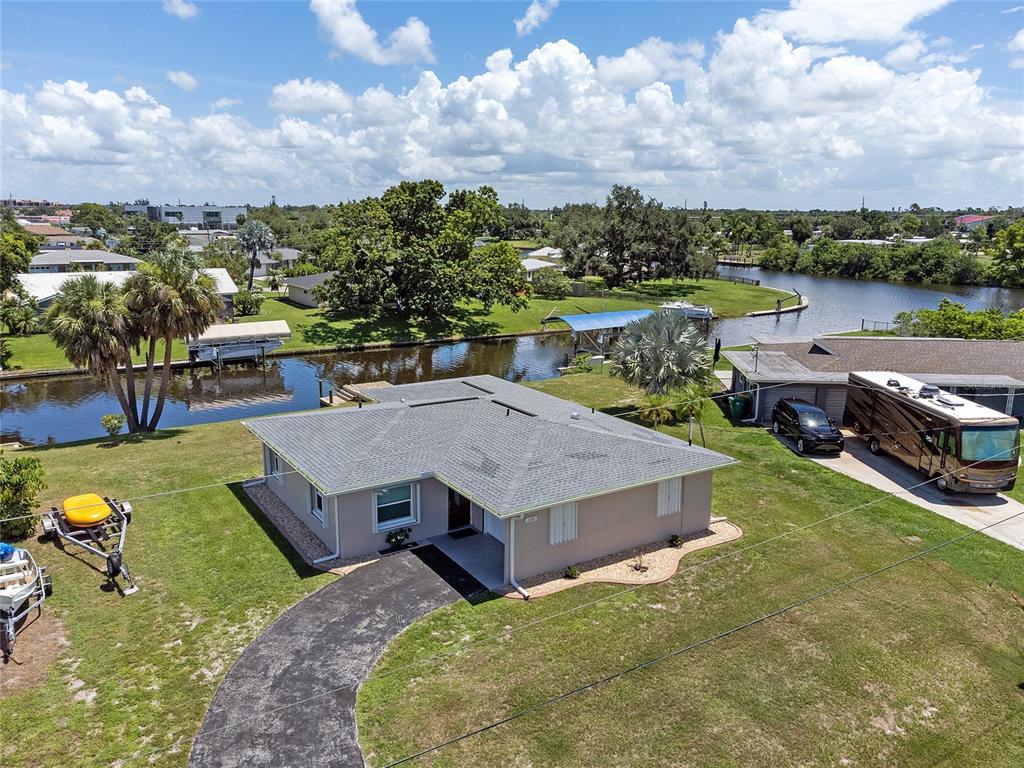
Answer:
xmin=22 ymin=223 xmax=70 ymax=237
xmin=953 ymin=214 xmax=993 ymax=231
xmin=17 ymin=267 xmax=239 ymax=317
xmin=243 ymin=375 xmax=736 ymax=587
xmin=283 ymin=271 xmax=335 ymax=308
xmin=724 ymin=336 xmax=1024 ymax=423
xmin=42 ymin=234 xmax=103 ymax=250
xmin=272 ymin=247 xmax=303 ymax=272
xmin=28 ymin=250 xmax=141 ymax=273
xmin=528 ymin=246 xmax=563 ymax=260
xmin=521 ymin=257 xmax=562 ymax=281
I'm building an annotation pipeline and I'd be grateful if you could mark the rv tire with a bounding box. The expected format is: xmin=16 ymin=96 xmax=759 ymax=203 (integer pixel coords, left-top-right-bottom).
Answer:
xmin=868 ymin=437 xmax=881 ymax=456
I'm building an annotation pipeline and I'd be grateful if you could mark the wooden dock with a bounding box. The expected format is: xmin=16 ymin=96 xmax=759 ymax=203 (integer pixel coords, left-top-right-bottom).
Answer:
xmin=319 ymin=380 xmax=392 ymax=407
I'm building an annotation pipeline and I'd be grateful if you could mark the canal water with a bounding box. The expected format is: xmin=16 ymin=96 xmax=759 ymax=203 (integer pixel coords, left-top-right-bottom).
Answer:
xmin=3 ymin=270 xmax=1022 ymax=445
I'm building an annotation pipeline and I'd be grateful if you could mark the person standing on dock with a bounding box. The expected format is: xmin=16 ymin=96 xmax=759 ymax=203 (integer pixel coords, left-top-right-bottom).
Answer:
xmin=776 ymin=298 xmax=782 ymax=313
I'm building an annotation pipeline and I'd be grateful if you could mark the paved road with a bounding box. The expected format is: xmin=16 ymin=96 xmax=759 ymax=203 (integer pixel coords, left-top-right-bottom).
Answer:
xmin=189 ymin=551 xmax=472 ymax=768
xmin=804 ymin=436 xmax=1024 ymax=551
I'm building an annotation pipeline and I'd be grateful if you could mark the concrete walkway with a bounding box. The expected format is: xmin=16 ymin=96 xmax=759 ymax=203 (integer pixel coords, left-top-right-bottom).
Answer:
xmin=806 ymin=436 xmax=1024 ymax=550
xmin=189 ymin=551 xmax=471 ymax=768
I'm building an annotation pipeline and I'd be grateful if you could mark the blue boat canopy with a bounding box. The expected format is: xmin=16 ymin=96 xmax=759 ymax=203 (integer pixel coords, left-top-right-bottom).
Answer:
xmin=542 ymin=309 xmax=653 ymax=333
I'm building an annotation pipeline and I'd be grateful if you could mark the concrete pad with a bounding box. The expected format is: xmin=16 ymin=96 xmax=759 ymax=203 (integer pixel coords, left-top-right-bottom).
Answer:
xmin=804 ymin=435 xmax=1024 ymax=551
xmin=428 ymin=531 xmax=506 ymax=590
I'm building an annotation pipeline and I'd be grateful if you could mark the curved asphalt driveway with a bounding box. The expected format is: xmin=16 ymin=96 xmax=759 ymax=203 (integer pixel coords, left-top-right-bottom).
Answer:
xmin=189 ymin=551 xmax=466 ymax=768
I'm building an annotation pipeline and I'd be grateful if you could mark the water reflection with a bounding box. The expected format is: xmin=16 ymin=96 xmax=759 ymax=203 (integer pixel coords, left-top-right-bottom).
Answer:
xmin=1 ymin=334 xmax=574 ymax=445
xmin=5 ymin=271 xmax=1023 ymax=446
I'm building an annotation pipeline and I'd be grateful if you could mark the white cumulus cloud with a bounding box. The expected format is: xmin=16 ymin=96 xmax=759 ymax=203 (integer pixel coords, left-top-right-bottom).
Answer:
xmin=2 ymin=14 xmax=1021 ymax=209
xmin=270 ymin=78 xmax=352 ymax=113
xmin=163 ymin=0 xmax=198 ymax=21
xmin=515 ymin=0 xmax=558 ymax=37
xmin=212 ymin=97 xmax=241 ymax=110
xmin=756 ymin=0 xmax=950 ymax=44
xmin=165 ymin=69 xmax=198 ymax=91
xmin=309 ymin=0 xmax=433 ymax=66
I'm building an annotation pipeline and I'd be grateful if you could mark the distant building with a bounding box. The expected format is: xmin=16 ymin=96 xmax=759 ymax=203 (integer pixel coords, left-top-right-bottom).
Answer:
xmin=18 ymin=268 xmax=239 ymax=318
xmin=22 ymin=223 xmax=69 ymax=237
xmin=520 ymin=257 xmax=562 ymax=282
xmin=527 ymin=246 xmax=563 ymax=260
xmin=953 ymin=214 xmax=994 ymax=231
xmin=123 ymin=204 xmax=248 ymax=230
xmin=283 ymin=271 xmax=334 ymax=308
xmin=28 ymin=250 xmax=141 ymax=273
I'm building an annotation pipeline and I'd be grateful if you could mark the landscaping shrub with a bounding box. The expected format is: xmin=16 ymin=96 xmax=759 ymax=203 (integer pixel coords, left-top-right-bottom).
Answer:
xmin=582 ymin=275 xmax=606 ymax=291
xmin=0 ymin=453 xmax=46 ymax=539
xmin=668 ymin=533 xmax=683 ymax=548
xmin=0 ymin=338 xmax=10 ymax=369
xmin=563 ymin=564 xmax=581 ymax=580
xmin=284 ymin=262 xmax=320 ymax=278
xmin=101 ymin=413 xmax=126 ymax=438
xmin=531 ymin=268 xmax=571 ymax=298
xmin=568 ymin=352 xmax=594 ymax=374
xmin=233 ymin=288 xmax=265 ymax=317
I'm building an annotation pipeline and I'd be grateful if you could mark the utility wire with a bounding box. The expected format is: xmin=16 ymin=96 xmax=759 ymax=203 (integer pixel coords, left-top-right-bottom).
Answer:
xmin=379 ymin=506 xmax=1024 ymax=767
xmin=119 ymin=442 xmax=1020 ymax=767
xmin=5 ymin=377 xmax=1015 ymax=525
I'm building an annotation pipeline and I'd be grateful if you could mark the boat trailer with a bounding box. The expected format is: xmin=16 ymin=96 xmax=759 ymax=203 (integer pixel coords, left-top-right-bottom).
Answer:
xmin=42 ymin=494 xmax=138 ymax=595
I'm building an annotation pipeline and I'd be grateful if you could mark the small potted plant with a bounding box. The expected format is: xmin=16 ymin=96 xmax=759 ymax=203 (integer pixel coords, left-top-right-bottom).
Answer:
xmin=385 ymin=527 xmax=412 ymax=550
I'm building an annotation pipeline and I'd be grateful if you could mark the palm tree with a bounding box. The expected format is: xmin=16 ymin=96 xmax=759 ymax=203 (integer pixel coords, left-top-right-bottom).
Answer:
xmin=124 ymin=248 xmax=223 ymax=430
xmin=47 ymin=275 xmax=140 ymax=432
xmin=674 ymin=380 xmax=712 ymax=445
xmin=237 ymin=219 xmax=275 ymax=291
xmin=608 ymin=311 xmax=710 ymax=395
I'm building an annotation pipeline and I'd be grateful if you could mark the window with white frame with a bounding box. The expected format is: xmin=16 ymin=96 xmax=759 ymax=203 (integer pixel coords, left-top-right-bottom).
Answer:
xmin=268 ymin=449 xmax=282 ymax=481
xmin=549 ymin=502 xmax=578 ymax=545
xmin=657 ymin=478 xmax=682 ymax=517
xmin=309 ymin=483 xmax=325 ymax=525
xmin=373 ymin=483 xmax=418 ymax=532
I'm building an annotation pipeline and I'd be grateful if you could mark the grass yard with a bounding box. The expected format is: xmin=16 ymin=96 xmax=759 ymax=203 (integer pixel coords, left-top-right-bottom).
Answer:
xmin=4 ymin=375 xmax=1020 ymax=767
xmin=356 ymin=373 xmax=1024 ymax=768
xmin=0 ymin=422 xmax=335 ymax=767
xmin=1 ymin=279 xmax=783 ymax=373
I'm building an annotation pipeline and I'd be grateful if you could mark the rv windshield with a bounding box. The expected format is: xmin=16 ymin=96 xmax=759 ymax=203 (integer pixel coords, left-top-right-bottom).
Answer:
xmin=960 ymin=426 xmax=1020 ymax=463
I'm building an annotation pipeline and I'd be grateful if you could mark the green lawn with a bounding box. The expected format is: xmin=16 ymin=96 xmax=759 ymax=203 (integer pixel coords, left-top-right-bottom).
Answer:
xmin=356 ymin=374 xmax=1024 ymax=767
xmin=2 ymin=279 xmax=782 ymax=372
xmin=1 ymin=377 xmax=1023 ymax=766
xmin=0 ymin=421 xmax=335 ymax=767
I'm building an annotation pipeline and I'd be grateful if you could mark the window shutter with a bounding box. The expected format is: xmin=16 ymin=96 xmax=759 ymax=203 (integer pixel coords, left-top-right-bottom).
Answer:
xmin=657 ymin=478 xmax=682 ymax=517
xmin=549 ymin=502 xmax=578 ymax=545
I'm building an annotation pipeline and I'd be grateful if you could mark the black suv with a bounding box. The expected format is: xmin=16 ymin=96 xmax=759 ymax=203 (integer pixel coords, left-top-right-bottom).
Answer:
xmin=771 ymin=398 xmax=845 ymax=454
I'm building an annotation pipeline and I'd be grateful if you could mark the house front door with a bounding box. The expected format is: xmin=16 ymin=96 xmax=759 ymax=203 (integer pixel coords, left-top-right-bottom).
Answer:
xmin=448 ymin=489 xmax=471 ymax=530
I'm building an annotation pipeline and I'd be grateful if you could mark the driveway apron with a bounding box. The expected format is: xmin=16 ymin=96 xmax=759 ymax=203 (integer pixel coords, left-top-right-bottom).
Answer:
xmin=189 ymin=551 xmax=467 ymax=768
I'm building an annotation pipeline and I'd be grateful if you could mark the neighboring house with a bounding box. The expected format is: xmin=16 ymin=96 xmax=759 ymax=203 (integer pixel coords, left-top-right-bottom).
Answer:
xmin=521 ymin=257 xmax=562 ymax=282
xmin=23 ymin=223 xmax=70 ymax=237
xmin=724 ymin=336 xmax=1024 ymax=422
xmin=953 ymin=214 xmax=993 ymax=231
xmin=44 ymin=234 xmax=102 ymax=250
xmin=528 ymin=246 xmax=563 ymax=260
xmin=28 ymin=250 xmax=141 ymax=273
xmin=283 ymin=271 xmax=334 ymax=307
xmin=123 ymin=204 xmax=248 ymax=230
xmin=243 ymin=375 xmax=736 ymax=586
xmin=17 ymin=267 xmax=239 ymax=317
xmin=272 ymin=247 xmax=303 ymax=271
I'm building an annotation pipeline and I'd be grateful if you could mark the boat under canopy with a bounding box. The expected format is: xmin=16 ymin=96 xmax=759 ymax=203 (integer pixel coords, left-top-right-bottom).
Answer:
xmin=187 ymin=320 xmax=292 ymax=366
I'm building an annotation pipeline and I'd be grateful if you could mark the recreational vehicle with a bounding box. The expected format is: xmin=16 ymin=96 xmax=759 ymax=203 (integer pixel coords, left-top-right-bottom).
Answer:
xmin=845 ymin=371 xmax=1019 ymax=494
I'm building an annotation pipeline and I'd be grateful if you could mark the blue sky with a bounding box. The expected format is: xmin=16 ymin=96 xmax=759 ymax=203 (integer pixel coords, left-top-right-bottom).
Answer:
xmin=2 ymin=1 xmax=1022 ymax=208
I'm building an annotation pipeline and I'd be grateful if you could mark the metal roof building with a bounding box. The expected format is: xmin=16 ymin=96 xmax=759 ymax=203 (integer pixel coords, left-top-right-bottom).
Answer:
xmin=542 ymin=309 xmax=653 ymax=356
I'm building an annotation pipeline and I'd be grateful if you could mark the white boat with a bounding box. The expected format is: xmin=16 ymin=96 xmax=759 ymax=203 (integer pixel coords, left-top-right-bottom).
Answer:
xmin=659 ymin=300 xmax=715 ymax=320
xmin=0 ymin=544 xmax=51 ymax=661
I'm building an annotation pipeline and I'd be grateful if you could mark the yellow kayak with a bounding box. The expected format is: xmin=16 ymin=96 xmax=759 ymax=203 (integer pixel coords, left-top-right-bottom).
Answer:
xmin=62 ymin=494 xmax=112 ymax=528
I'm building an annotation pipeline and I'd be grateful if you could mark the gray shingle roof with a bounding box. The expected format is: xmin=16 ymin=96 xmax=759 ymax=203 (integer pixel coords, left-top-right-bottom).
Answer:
xmin=728 ymin=337 xmax=1024 ymax=385
xmin=243 ymin=375 xmax=736 ymax=516
xmin=30 ymin=250 xmax=141 ymax=266
xmin=283 ymin=271 xmax=335 ymax=290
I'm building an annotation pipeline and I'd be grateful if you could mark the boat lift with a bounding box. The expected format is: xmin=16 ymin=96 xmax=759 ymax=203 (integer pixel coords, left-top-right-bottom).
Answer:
xmin=42 ymin=494 xmax=138 ymax=595
xmin=187 ymin=320 xmax=292 ymax=370
xmin=541 ymin=309 xmax=654 ymax=358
